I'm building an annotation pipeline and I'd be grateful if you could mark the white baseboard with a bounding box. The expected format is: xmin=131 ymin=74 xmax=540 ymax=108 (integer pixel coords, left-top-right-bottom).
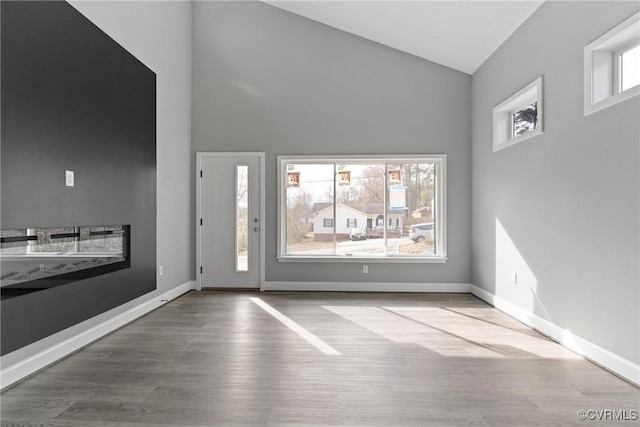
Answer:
xmin=470 ymin=285 xmax=640 ymax=387
xmin=0 ymin=281 xmax=194 ymax=390
xmin=263 ymin=281 xmax=472 ymax=293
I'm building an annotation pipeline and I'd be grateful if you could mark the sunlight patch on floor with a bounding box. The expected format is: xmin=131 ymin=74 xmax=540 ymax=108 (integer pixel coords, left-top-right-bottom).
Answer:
xmin=387 ymin=307 xmax=580 ymax=359
xmin=250 ymin=297 xmax=341 ymax=355
xmin=323 ymin=305 xmax=580 ymax=360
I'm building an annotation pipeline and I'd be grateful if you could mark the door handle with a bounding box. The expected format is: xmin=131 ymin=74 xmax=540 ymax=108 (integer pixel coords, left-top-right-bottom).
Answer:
xmin=254 ymin=227 xmax=260 ymax=232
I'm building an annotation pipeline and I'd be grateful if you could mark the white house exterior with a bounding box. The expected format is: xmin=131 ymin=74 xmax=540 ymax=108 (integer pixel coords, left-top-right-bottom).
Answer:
xmin=312 ymin=203 xmax=405 ymax=241
xmin=312 ymin=203 xmax=367 ymax=241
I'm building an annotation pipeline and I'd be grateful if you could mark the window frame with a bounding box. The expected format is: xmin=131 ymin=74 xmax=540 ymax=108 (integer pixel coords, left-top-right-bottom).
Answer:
xmin=584 ymin=11 xmax=640 ymax=115
xmin=493 ymin=76 xmax=544 ymax=152
xmin=277 ymin=154 xmax=447 ymax=263
xmin=614 ymin=40 xmax=640 ymax=93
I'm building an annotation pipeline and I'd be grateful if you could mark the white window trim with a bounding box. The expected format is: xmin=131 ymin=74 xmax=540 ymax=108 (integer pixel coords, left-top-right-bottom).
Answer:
xmin=584 ymin=11 xmax=640 ymax=116
xmin=493 ymin=76 xmax=544 ymax=152
xmin=276 ymin=154 xmax=447 ymax=263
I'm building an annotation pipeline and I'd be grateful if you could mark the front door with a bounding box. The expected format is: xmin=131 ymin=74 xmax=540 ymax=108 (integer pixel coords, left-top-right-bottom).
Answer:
xmin=197 ymin=153 xmax=263 ymax=289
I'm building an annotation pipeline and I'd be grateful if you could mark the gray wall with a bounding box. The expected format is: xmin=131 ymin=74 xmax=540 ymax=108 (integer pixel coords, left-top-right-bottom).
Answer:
xmin=471 ymin=1 xmax=639 ymax=364
xmin=192 ymin=1 xmax=472 ymax=284
xmin=2 ymin=0 xmax=192 ymax=366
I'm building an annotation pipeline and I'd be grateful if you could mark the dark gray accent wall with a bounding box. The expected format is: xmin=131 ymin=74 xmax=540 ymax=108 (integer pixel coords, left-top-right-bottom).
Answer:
xmin=471 ymin=1 xmax=639 ymax=364
xmin=1 ymin=1 xmax=157 ymax=355
xmin=192 ymin=1 xmax=471 ymax=284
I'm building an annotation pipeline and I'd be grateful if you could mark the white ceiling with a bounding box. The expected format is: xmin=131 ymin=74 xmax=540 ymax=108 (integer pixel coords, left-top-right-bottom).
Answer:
xmin=264 ymin=1 xmax=545 ymax=74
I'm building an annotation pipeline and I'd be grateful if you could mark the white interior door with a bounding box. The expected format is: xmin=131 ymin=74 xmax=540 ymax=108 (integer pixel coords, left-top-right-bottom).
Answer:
xmin=197 ymin=153 xmax=263 ymax=289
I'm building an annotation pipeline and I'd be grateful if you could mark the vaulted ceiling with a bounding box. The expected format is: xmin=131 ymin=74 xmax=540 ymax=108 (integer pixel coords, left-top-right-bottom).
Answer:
xmin=264 ymin=1 xmax=545 ymax=74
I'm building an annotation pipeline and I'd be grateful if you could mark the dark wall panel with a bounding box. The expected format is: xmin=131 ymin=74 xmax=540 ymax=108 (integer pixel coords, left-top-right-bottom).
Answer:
xmin=1 ymin=1 xmax=156 ymax=354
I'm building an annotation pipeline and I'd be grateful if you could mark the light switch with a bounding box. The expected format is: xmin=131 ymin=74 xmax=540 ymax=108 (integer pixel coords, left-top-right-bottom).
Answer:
xmin=65 ymin=170 xmax=74 ymax=187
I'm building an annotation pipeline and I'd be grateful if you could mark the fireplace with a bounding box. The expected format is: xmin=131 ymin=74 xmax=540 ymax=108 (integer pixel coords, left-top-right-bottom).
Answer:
xmin=0 ymin=225 xmax=130 ymax=300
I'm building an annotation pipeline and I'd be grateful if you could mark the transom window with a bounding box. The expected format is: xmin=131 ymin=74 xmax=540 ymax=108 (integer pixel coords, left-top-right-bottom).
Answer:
xmin=277 ymin=155 xmax=446 ymax=262
xmin=493 ymin=76 xmax=543 ymax=152
xmin=584 ymin=11 xmax=640 ymax=115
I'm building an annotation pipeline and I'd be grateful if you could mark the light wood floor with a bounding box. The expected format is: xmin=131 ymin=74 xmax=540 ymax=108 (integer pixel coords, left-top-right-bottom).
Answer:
xmin=1 ymin=291 xmax=638 ymax=426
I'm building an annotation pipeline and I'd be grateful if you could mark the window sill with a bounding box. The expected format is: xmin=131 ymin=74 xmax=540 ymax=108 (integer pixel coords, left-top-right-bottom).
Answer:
xmin=277 ymin=255 xmax=447 ymax=263
xmin=584 ymin=85 xmax=640 ymax=115
xmin=493 ymin=127 xmax=543 ymax=152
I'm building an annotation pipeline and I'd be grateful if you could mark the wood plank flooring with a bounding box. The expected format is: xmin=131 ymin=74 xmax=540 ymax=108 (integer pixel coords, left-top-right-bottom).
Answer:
xmin=1 ymin=291 xmax=638 ymax=426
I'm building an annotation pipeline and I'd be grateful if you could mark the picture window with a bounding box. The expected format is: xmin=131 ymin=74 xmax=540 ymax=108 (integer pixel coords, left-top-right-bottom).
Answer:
xmin=278 ymin=155 xmax=447 ymax=262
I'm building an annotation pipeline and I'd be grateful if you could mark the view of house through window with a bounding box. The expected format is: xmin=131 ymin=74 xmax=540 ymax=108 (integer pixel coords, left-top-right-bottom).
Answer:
xmin=280 ymin=156 xmax=445 ymax=260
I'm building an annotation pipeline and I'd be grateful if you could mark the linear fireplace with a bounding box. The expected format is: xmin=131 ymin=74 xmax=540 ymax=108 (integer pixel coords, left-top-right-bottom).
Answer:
xmin=0 ymin=225 xmax=130 ymax=300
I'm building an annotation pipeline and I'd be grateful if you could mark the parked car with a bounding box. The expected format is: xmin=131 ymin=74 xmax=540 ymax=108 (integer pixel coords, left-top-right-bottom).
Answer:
xmin=349 ymin=227 xmax=367 ymax=241
xmin=367 ymin=226 xmax=402 ymax=239
xmin=409 ymin=222 xmax=433 ymax=243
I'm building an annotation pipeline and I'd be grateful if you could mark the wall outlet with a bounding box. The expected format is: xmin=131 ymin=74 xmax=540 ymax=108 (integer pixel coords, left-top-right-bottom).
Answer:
xmin=363 ymin=265 xmax=368 ymax=274
xmin=159 ymin=265 xmax=163 ymax=276
xmin=511 ymin=272 xmax=518 ymax=284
